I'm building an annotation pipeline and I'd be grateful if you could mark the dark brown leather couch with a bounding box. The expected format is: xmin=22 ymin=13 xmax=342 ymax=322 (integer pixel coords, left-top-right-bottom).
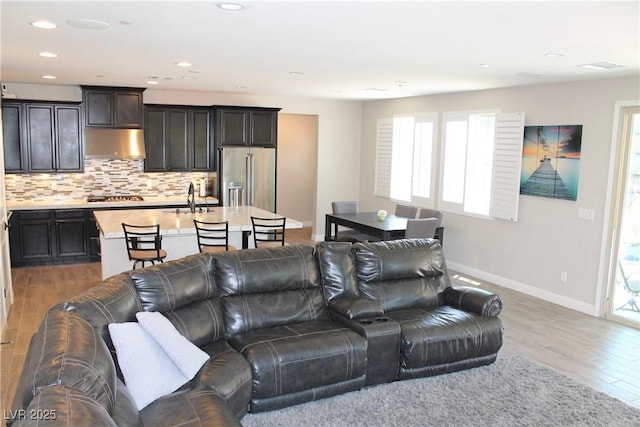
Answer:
xmin=8 ymin=238 xmax=503 ymax=426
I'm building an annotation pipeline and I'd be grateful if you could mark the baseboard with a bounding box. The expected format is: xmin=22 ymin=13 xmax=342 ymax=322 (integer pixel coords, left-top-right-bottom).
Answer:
xmin=446 ymin=261 xmax=598 ymax=317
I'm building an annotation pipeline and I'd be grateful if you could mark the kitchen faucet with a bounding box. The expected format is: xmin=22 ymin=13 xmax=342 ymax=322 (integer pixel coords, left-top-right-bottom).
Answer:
xmin=187 ymin=183 xmax=196 ymax=213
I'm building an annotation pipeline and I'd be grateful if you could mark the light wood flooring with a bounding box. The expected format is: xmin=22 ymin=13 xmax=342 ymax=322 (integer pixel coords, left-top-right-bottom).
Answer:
xmin=1 ymin=227 xmax=639 ymax=418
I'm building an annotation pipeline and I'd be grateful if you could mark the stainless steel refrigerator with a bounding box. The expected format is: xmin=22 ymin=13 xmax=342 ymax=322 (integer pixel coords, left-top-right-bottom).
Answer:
xmin=219 ymin=147 xmax=276 ymax=212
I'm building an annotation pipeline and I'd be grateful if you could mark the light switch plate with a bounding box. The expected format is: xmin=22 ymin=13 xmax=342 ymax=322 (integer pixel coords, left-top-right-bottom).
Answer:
xmin=578 ymin=208 xmax=595 ymax=221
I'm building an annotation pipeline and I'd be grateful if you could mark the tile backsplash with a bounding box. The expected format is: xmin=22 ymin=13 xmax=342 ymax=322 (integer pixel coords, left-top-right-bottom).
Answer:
xmin=5 ymin=159 xmax=216 ymax=202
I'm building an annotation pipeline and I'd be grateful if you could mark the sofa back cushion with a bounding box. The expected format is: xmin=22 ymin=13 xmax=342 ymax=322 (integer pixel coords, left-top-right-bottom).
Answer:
xmin=128 ymin=253 xmax=225 ymax=346
xmin=59 ymin=273 xmax=142 ymax=353
xmin=352 ymin=239 xmax=450 ymax=312
xmin=215 ymin=245 xmax=328 ymax=337
xmin=12 ymin=311 xmax=117 ymax=418
xmin=315 ymin=241 xmax=358 ymax=301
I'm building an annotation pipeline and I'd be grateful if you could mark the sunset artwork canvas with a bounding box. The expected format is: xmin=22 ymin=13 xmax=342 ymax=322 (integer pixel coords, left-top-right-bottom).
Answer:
xmin=520 ymin=125 xmax=582 ymax=201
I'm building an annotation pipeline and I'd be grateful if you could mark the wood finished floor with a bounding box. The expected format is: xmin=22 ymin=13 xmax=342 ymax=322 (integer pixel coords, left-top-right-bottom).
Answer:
xmin=1 ymin=227 xmax=639 ymax=418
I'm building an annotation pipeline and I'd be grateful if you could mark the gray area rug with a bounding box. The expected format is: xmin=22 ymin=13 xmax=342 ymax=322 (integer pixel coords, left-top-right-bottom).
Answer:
xmin=241 ymin=355 xmax=640 ymax=427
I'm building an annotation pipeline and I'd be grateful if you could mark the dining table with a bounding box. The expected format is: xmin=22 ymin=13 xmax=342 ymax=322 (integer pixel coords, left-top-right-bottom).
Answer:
xmin=324 ymin=211 xmax=444 ymax=243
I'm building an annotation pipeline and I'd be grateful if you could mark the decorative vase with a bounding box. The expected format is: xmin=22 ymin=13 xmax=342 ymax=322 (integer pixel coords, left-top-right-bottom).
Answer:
xmin=377 ymin=210 xmax=388 ymax=221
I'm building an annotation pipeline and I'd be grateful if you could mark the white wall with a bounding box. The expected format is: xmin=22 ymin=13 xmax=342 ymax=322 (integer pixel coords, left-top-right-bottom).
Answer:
xmin=3 ymin=83 xmax=363 ymax=239
xmin=359 ymin=76 xmax=640 ymax=315
xmin=276 ymin=114 xmax=318 ymax=226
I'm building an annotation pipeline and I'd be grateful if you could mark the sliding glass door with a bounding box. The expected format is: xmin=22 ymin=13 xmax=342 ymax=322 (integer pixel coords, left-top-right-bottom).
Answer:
xmin=608 ymin=106 xmax=640 ymax=325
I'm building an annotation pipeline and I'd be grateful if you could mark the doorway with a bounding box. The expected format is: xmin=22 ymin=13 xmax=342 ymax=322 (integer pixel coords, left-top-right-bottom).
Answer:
xmin=606 ymin=104 xmax=640 ymax=326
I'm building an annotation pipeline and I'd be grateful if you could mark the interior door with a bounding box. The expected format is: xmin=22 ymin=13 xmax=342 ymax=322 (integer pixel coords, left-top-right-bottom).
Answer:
xmin=0 ymin=104 xmax=14 ymax=338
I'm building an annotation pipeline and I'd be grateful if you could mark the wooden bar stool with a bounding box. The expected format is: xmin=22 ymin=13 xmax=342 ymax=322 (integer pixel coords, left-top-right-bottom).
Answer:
xmin=121 ymin=223 xmax=167 ymax=269
xmin=194 ymin=219 xmax=237 ymax=253
xmin=251 ymin=216 xmax=286 ymax=248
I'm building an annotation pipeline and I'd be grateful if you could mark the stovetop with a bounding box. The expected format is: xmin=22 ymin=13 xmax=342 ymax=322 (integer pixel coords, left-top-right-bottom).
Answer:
xmin=87 ymin=195 xmax=144 ymax=203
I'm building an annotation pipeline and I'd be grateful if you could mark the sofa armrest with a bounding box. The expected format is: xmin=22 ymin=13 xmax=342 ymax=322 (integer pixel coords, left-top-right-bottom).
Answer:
xmin=140 ymin=387 xmax=240 ymax=427
xmin=442 ymin=286 xmax=503 ymax=317
xmin=328 ymin=296 xmax=383 ymax=320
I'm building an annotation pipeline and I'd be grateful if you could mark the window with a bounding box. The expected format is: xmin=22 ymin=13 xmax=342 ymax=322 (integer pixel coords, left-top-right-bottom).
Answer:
xmin=439 ymin=111 xmax=525 ymax=220
xmin=375 ymin=113 xmax=437 ymax=207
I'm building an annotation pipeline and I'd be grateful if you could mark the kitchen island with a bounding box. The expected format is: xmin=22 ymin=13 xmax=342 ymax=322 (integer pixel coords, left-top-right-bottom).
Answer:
xmin=93 ymin=206 xmax=303 ymax=279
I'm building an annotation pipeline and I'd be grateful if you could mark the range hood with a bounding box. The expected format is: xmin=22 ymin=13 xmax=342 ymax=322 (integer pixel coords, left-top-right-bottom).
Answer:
xmin=83 ymin=128 xmax=146 ymax=159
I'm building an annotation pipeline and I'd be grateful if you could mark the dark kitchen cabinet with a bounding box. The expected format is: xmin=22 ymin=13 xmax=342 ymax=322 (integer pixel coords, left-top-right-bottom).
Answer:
xmin=2 ymin=102 xmax=26 ymax=173
xmin=215 ymin=106 xmax=280 ymax=147
xmin=25 ymin=103 xmax=83 ymax=173
xmin=144 ymin=105 xmax=213 ymax=172
xmin=9 ymin=209 xmax=96 ymax=267
xmin=54 ymin=210 xmax=87 ymax=258
xmin=10 ymin=210 xmax=54 ymax=263
xmin=82 ymin=86 xmax=145 ymax=128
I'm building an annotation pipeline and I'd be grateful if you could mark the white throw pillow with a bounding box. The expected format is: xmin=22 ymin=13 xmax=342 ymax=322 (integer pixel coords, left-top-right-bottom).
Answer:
xmin=108 ymin=322 xmax=189 ymax=410
xmin=136 ymin=311 xmax=210 ymax=379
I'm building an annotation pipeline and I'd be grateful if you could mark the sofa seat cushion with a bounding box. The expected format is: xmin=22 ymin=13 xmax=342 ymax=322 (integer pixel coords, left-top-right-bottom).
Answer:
xmin=192 ymin=340 xmax=252 ymax=419
xmin=227 ymin=320 xmax=367 ymax=400
xmin=386 ymin=306 xmax=503 ymax=369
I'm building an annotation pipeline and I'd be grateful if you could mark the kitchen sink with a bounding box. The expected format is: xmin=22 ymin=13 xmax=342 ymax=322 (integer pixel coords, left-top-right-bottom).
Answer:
xmin=161 ymin=208 xmax=214 ymax=214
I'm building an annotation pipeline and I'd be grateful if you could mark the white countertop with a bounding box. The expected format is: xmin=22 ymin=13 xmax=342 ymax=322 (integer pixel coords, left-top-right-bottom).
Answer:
xmin=93 ymin=205 xmax=302 ymax=239
xmin=7 ymin=196 xmax=219 ymax=211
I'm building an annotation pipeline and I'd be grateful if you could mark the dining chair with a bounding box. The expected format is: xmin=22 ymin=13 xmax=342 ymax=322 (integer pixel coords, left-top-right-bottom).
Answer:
xmin=121 ymin=223 xmax=167 ymax=269
xmin=395 ymin=204 xmax=417 ymax=219
xmin=617 ymin=260 xmax=640 ymax=312
xmin=418 ymin=208 xmax=443 ymax=226
xmin=251 ymin=216 xmax=286 ymax=248
xmin=404 ymin=218 xmax=439 ymax=239
xmin=331 ymin=201 xmax=378 ymax=242
xmin=193 ymin=219 xmax=237 ymax=253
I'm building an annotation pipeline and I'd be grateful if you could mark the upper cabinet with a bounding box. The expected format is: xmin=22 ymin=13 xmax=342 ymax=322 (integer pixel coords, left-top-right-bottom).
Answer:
xmin=82 ymin=86 xmax=145 ymax=128
xmin=144 ymin=105 xmax=214 ymax=172
xmin=2 ymin=102 xmax=26 ymax=173
xmin=215 ymin=106 xmax=280 ymax=147
xmin=2 ymin=101 xmax=82 ymax=173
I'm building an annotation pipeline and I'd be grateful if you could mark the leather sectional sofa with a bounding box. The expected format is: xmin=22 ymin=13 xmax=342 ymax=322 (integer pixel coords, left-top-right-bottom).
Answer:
xmin=8 ymin=238 xmax=504 ymax=426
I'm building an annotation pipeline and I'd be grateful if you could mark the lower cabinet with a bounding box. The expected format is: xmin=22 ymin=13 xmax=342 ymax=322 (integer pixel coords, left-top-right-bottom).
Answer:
xmin=9 ymin=209 xmax=98 ymax=267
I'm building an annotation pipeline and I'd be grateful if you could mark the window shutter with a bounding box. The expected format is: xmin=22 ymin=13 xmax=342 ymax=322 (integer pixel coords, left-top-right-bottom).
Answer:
xmin=375 ymin=118 xmax=393 ymax=197
xmin=491 ymin=112 xmax=525 ymax=221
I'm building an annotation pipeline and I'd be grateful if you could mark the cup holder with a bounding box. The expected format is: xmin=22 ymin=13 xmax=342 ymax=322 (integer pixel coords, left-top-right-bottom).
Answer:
xmin=359 ymin=320 xmax=374 ymax=324
xmin=358 ymin=317 xmax=389 ymax=325
xmin=375 ymin=317 xmax=389 ymax=322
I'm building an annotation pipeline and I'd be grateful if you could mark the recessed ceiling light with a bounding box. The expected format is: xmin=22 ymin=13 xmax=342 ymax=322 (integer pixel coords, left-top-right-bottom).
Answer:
xmin=181 ymin=76 xmax=195 ymax=80
xmin=146 ymin=81 xmax=159 ymax=85
xmin=216 ymin=2 xmax=247 ymax=10
xmin=395 ymin=80 xmax=408 ymax=87
xmin=544 ymin=52 xmax=565 ymax=58
xmin=517 ymin=72 xmax=543 ymax=77
xmin=578 ymin=61 xmax=627 ymax=71
xmin=235 ymin=85 xmax=248 ymax=89
xmin=480 ymin=63 xmax=491 ymax=68
xmin=365 ymin=88 xmax=386 ymax=92
xmin=38 ymin=51 xmax=58 ymax=58
xmin=67 ymin=19 xmax=109 ymax=30
xmin=176 ymin=61 xmax=192 ymax=67
xmin=42 ymin=75 xmax=56 ymax=79
xmin=289 ymin=71 xmax=305 ymax=77
xmin=188 ymin=70 xmax=201 ymax=74
xmin=31 ymin=20 xmax=57 ymax=29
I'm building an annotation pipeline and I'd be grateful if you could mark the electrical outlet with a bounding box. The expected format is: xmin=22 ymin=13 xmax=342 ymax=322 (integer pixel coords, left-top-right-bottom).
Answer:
xmin=560 ymin=271 xmax=568 ymax=283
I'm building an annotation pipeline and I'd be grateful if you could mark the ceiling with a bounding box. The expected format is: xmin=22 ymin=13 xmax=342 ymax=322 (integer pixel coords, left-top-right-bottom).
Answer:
xmin=1 ymin=0 xmax=638 ymax=101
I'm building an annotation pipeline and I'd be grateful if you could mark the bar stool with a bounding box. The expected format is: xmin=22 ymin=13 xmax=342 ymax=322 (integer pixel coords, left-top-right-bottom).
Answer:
xmin=194 ymin=219 xmax=237 ymax=253
xmin=121 ymin=223 xmax=167 ymax=269
xmin=251 ymin=216 xmax=286 ymax=248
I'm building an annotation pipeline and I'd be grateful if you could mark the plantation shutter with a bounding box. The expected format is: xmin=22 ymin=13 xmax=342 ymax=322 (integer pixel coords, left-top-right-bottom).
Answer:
xmin=490 ymin=112 xmax=525 ymax=221
xmin=375 ymin=118 xmax=393 ymax=197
